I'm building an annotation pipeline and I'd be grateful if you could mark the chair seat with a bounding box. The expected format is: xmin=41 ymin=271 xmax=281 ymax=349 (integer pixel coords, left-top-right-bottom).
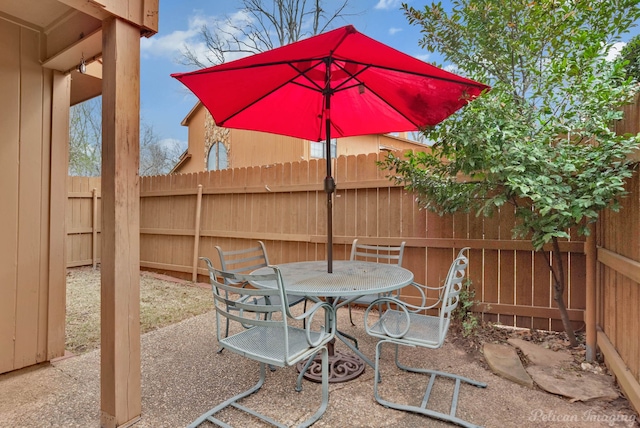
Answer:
xmin=221 ymin=325 xmax=327 ymax=367
xmin=368 ymin=309 xmax=449 ymax=348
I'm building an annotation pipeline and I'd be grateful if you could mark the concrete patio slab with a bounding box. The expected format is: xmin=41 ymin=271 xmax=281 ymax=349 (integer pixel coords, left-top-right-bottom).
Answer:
xmin=1 ymin=308 xmax=637 ymax=427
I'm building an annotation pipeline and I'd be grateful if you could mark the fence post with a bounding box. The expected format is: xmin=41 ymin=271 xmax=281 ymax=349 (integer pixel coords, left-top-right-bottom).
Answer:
xmin=92 ymin=187 xmax=98 ymax=269
xmin=192 ymin=184 xmax=203 ymax=282
xmin=585 ymin=222 xmax=597 ymax=362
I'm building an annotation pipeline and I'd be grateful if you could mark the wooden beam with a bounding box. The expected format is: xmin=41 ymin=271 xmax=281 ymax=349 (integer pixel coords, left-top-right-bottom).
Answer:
xmin=42 ymin=28 xmax=102 ymax=72
xmin=47 ymin=71 xmax=71 ymax=361
xmin=100 ymin=17 xmax=141 ymax=428
xmin=56 ymin=0 xmax=159 ymax=34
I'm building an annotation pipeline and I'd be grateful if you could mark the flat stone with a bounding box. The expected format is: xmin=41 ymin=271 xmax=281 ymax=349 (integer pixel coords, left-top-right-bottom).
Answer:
xmin=483 ymin=343 xmax=534 ymax=388
xmin=526 ymin=366 xmax=619 ymax=402
xmin=507 ymin=338 xmax=573 ymax=368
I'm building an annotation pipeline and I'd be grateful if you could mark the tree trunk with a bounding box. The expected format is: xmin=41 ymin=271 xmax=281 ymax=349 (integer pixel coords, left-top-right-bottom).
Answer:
xmin=546 ymin=237 xmax=579 ymax=347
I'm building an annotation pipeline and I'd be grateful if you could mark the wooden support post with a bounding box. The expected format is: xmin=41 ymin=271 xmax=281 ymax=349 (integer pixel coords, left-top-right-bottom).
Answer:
xmin=92 ymin=188 xmax=98 ymax=269
xmin=192 ymin=184 xmax=203 ymax=282
xmin=47 ymin=71 xmax=71 ymax=361
xmin=100 ymin=17 xmax=141 ymax=428
xmin=585 ymin=223 xmax=597 ymax=362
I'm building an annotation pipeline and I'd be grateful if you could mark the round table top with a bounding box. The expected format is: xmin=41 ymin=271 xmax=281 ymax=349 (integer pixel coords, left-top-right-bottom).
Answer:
xmin=251 ymin=260 xmax=414 ymax=297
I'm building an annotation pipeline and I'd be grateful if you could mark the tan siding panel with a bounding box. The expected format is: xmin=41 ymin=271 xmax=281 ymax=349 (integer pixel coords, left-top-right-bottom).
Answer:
xmin=47 ymin=72 xmax=70 ymax=361
xmin=38 ymin=68 xmax=53 ymax=362
xmin=0 ymin=19 xmax=21 ymax=374
xmin=15 ymin=27 xmax=44 ymax=368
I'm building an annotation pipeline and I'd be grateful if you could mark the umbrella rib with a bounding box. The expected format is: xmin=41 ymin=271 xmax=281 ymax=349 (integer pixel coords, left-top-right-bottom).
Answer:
xmin=177 ymin=57 xmax=328 ymax=75
xmin=217 ymin=60 xmax=325 ymax=124
xmin=335 ymin=59 xmax=488 ymax=90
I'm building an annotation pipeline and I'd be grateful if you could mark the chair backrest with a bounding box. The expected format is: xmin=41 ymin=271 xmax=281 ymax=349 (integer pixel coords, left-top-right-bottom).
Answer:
xmin=436 ymin=251 xmax=469 ymax=340
xmin=216 ymin=241 xmax=269 ymax=284
xmin=350 ymin=239 xmax=406 ymax=266
xmin=202 ymin=259 xmax=289 ymax=342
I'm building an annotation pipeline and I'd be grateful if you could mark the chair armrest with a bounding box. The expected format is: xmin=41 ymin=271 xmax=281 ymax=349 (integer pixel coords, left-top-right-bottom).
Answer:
xmin=369 ymin=281 xmax=444 ymax=314
xmin=290 ymin=301 xmax=336 ymax=347
xmin=363 ymin=296 xmax=412 ymax=339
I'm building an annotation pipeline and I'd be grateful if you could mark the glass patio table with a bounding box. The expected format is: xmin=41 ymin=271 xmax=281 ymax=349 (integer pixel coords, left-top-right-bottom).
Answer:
xmin=252 ymin=260 xmax=414 ymax=382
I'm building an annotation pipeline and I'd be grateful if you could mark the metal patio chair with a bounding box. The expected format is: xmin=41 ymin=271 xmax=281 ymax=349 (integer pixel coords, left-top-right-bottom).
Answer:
xmin=214 ymin=241 xmax=307 ymax=347
xmin=190 ymin=262 xmax=335 ymax=428
xmin=364 ymin=248 xmax=487 ymax=428
xmin=341 ymin=239 xmax=406 ymax=326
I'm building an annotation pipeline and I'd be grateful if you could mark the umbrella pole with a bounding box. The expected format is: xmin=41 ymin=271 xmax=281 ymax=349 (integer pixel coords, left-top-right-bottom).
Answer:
xmin=324 ymin=58 xmax=335 ymax=273
xmin=324 ymin=115 xmax=335 ymax=274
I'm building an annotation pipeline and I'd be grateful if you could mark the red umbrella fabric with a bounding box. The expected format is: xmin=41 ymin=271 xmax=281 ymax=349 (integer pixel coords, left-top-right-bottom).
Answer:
xmin=172 ymin=25 xmax=487 ymax=142
xmin=172 ymin=25 xmax=488 ymax=272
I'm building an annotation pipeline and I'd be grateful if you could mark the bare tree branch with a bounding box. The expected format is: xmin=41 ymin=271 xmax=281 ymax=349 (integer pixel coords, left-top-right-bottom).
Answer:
xmin=180 ymin=0 xmax=362 ymax=68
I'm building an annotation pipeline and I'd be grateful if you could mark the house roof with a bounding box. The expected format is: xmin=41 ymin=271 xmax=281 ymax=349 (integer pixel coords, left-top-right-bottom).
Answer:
xmin=181 ymin=101 xmax=204 ymax=126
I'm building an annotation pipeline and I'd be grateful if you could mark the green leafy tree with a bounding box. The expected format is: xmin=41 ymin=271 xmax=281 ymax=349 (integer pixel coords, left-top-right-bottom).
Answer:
xmin=619 ymin=34 xmax=640 ymax=82
xmin=382 ymin=0 xmax=640 ymax=346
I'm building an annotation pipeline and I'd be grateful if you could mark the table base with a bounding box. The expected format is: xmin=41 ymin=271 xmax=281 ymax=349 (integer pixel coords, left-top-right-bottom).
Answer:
xmin=296 ymin=351 xmax=365 ymax=383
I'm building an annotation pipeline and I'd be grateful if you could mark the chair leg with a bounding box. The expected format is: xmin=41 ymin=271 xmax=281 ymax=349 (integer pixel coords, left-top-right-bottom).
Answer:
xmin=190 ymin=353 xmax=329 ymax=428
xmin=298 ymin=346 xmax=330 ymax=428
xmin=296 ymin=349 xmax=321 ymax=392
xmin=348 ymin=304 xmax=355 ymax=326
xmin=374 ymin=340 xmax=487 ymax=428
xmin=217 ymin=316 xmax=231 ymax=354
xmin=303 ymin=299 xmax=308 ymax=329
xmin=188 ymin=362 xmax=268 ymax=428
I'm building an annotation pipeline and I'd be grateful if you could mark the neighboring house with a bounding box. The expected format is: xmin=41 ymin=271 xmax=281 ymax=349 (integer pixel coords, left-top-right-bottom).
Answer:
xmin=171 ymin=102 xmax=429 ymax=174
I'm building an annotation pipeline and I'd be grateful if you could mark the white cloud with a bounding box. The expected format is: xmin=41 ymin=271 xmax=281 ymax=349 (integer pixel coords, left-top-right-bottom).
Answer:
xmin=606 ymin=41 xmax=626 ymax=62
xmin=389 ymin=27 xmax=402 ymax=36
xmin=415 ymin=53 xmax=430 ymax=62
xmin=374 ymin=0 xmax=401 ymax=10
xmin=140 ymin=11 xmax=254 ymax=65
xmin=141 ymin=14 xmax=207 ymax=60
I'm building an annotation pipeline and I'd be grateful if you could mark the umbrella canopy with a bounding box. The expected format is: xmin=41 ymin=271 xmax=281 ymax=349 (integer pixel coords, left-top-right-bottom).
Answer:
xmin=172 ymin=25 xmax=488 ymax=272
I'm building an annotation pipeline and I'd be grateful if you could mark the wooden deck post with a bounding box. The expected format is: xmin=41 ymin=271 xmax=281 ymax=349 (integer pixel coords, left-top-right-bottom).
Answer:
xmin=100 ymin=17 xmax=142 ymax=428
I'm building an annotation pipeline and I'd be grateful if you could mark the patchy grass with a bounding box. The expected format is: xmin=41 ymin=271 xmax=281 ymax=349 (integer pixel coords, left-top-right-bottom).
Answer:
xmin=66 ymin=267 xmax=212 ymax=354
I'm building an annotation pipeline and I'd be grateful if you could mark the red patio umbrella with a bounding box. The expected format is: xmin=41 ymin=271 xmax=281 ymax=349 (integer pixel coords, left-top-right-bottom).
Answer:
xmin=172 ymin=25 xmax=488 ymax=273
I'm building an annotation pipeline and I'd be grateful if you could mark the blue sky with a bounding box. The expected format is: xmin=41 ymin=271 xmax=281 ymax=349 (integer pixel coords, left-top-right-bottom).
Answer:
xmin=139 ymin=0 xmax=436 ymax=151
xmin=138 ymin=0 xmax=633 ymax=152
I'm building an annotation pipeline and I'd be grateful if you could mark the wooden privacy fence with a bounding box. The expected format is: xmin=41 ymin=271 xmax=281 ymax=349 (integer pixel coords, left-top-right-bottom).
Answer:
xmin=597 ymin=96 xmax=640 ymax=412
xmin=64 ymin=97 xmax=640 ymax=413
xmin=67 ymin=176 xmax=101 ymax=268
xmin=67 ymin=153 xmax=586 ymax=332
xmin=598 ymin=172 xmax=640 ymax=413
